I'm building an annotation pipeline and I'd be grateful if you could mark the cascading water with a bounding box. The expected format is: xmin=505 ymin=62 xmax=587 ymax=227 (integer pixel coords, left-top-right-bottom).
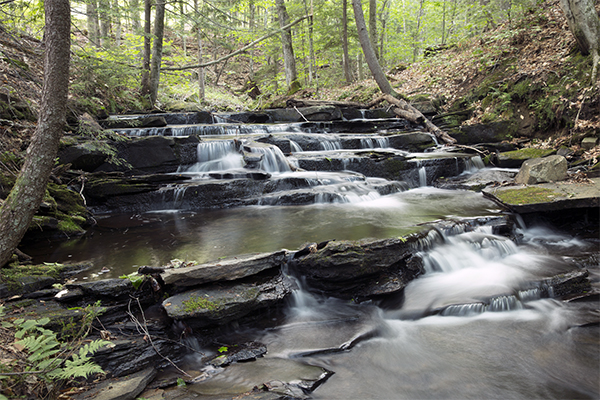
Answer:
xmin=257 ymin=223 xmax=598 ymax=400
xmin=250 ymin=145 xmax=292 ymax=173
xmin=182 ymin=140 xmax=243 ymax=172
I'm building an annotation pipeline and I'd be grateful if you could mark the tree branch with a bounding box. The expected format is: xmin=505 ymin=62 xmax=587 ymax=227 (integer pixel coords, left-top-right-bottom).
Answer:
xmin=162 ymin=15 xmax=310 ymax=71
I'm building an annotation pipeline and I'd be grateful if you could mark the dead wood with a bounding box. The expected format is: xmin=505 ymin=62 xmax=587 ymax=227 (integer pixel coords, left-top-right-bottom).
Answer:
xmin=382 ymin=94 xmax=457 ymax=145
xmin=286 ymin=98 xmax=366 ymax=108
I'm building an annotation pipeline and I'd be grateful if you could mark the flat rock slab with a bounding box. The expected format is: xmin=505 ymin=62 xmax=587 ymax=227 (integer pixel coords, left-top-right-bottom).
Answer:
xmin=482 ymin=178 xmax=600 ymax=213
xmin=290 ymin=237 xmax=423 ymax=299
xmin=73 ymin=367 xmax=156 ymax=400
xmin=162 ymin=273 xmax=292 ymax=327
xmin=161 ymin=251 xmax=287 ymax=288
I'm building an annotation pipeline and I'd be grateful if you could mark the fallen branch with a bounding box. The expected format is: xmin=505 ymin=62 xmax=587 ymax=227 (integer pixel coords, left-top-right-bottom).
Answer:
xmin=382 ymin=94 xmax=456 ymax=145
xmin=162 ymin=15 xmax=310 ymax=71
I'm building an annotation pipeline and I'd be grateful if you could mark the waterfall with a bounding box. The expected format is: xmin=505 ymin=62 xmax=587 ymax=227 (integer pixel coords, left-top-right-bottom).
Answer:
xmin=251 ymin=145 xmax=292 ymax=173
xmin=418 ymin=166 xmax=427 ymax=187
xmin=183 ymin=141 xmax=243 ymax=172
xmin=320 ymin=138 xmax=342 ymax=150
xmin=464 ymin=155 xmax=485 ymax=172
xmin=360 ymin=137 xmax=389 ymax=149
xmin=395 ymin=225 xmax=549 ymax=318
xmin=290 ymin=140 xmax=303 ymax=153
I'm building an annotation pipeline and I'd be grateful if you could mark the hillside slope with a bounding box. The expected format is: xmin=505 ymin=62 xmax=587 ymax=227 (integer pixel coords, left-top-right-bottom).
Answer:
xmin=0 ymin=0 xmax=598 ymax=163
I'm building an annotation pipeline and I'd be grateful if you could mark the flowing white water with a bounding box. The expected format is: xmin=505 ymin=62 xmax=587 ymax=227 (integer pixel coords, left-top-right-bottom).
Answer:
xmin=182 ymin=140 xmax=243 ymax=172
xmin=264 ymin=224 xmax=598 ymax=400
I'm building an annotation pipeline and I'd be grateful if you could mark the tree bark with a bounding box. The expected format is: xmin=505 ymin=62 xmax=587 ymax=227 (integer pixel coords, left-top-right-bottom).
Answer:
xmin=368 ymin=0 xmax=378 ymax=59
xmin=98 ymin=0 xmax=111 ymax=47
xmin=382 ymin=94 xmax=457 ymax=144
xmin=275 ymin=0 xmax=299 ymax=90
xmin=352 ymin=0 xmax=395 ymax=95
xmin=560 ymin=0 xmax=600 ymax=84
xmin=86 ymin=0 xmax=100 ymax=46
xmin=130 ymin=0 xmax=140 ymax=32
xmin=0 ymin=0 xmax=70 ymax=268
xmin=342 ymin=0 xmax=353 ymax=83
xmin=149 ymin=0 xmax=166 ymax=105
xmin=140 ymin=0 xmax=151 ymax=98
xmin=194 ymin=0 xmax=205 ymax=102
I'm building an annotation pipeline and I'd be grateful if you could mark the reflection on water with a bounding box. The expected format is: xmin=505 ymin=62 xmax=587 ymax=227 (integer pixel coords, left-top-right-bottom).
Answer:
xmin=22 ymin=188 xmax=500 ymax=278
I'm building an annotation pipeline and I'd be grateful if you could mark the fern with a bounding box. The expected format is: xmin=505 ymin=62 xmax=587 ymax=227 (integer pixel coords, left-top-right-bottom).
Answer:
xmin=0 ymin=303 xmax=109 ymax=390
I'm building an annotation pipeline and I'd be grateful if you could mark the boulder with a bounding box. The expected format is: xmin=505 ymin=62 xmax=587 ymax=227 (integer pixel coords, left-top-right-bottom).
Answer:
xmin=162 ymin=272 xmax=293 ymax=328
xmin=290 ymin=237 xmax=423 ymax=300
xmin=581 ymin=137 xmax=598 ymax=150
xmin=161 ymin=251 xmax=287 ymax=288
xmin=57 ymin=142 xmax=109 ymax=172
xmin=450 ymin=121 xmax=513 ymax=145
xmin=515 ymin=155 xmax=567 ymax=184
xmin=496 ymin=148 xmax=556 ymax=168
xmin=72 ymin=367 xmax=157 ymax=400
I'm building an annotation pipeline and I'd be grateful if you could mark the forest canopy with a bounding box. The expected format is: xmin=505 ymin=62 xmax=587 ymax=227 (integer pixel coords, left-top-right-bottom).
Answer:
xmin=0 ymin=0 xmax=546 ymax=110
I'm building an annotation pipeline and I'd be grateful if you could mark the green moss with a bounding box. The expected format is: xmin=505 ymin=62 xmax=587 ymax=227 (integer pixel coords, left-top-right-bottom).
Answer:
xmin=495 ymin=187 xmax=561 ymax=205
xmin=0 ymin=263 xmax=65 ymax=292
xmin=384 ymin=158 xmax=408 ymax=175
xmin=182 ymin=294 xmax=219 ymax=313
xmin=57 ymin=217 xmax=86 ymax=234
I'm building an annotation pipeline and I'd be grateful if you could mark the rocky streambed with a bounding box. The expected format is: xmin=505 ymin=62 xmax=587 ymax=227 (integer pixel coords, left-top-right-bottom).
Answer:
xmin=3 ymin=105 xmax=599 ymax=399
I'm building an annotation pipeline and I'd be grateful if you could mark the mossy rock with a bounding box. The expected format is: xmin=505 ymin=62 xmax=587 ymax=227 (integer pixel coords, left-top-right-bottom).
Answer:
xmin=493 ymin=186 xmax=562 ymax=205
xmin=497 ymin=148 xmax=556 ymax=168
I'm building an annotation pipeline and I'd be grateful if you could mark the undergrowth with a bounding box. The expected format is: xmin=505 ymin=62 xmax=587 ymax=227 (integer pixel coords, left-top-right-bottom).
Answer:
xmin=0 ymin=302 xmax=109 ymax=399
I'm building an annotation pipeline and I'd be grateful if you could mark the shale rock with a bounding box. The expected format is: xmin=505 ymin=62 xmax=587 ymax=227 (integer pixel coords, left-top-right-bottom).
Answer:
xmin=290 ymin=237 xmax=423 ymax=299
xmin=162 ymin=272 xmax=292 ymax=328
xmin=161 ymin=251 xmax=287 ymax=288
xmin=515 ymin=155 xmax=567 ymax=184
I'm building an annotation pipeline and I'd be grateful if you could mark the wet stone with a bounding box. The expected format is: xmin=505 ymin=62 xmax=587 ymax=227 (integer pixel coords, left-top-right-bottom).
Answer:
xmin=187 ymin=358 xmax=333 ymax=399
xmin=162 ymin=272 xmax=293 ymax=328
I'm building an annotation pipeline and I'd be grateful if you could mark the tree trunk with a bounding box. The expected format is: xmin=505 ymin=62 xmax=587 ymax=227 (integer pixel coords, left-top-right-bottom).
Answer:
xmin=412 ymin=0 xmax=425 ymax=62
xmin=352 ymin=0 xmax=395 ymax=95
xmin=560 ymin=0 xmax=600 ymax=84
xmin=113 ymin=0 xmax=122 ymax=46
xmin=342 ymin=0 xmax=353 ymax=83
xmin=0 ymin=0 xmax=70 ymax=268
xmin=98 ymin=0 xmax=111 ymax=47
xmin=303 ymin=0 xmax=315 ymax=84
xmin=86 ymin=0 xmax=100 ymax=46
xmin=275 ymin=0 xmax=299 ymax=90
xmin=149 ymin=0 xmax=166 ymax=105
xmin=140 ymin=0 xmax=151 ymax=98
xmin=194 ymin=0 xmax=205 ymax=102
xmin=130 ymin=0 xmax=140 ymax=32
xmin=378 ymin=0 xmax=389 ymax=66
xmin=368 ymin=0 xmax=378 ymax=59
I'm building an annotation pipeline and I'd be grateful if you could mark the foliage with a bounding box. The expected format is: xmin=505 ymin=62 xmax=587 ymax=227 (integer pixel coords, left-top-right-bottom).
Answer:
xmin=119 ymin=271 xmax=145 ymax=290
xmin=0 ymin=303 xmax=109 ymax=399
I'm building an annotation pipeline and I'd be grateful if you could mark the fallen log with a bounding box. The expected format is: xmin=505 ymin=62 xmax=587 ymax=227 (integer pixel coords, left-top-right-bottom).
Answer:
xmin=382 ymin=94 xmax=456 ymax=145
xmin=286 ymin=98 xmax=366 ymax=108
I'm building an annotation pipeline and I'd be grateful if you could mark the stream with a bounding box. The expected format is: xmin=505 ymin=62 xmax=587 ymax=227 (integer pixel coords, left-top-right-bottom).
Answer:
xmin=24 ymin=111 xmax=599 ymax=398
